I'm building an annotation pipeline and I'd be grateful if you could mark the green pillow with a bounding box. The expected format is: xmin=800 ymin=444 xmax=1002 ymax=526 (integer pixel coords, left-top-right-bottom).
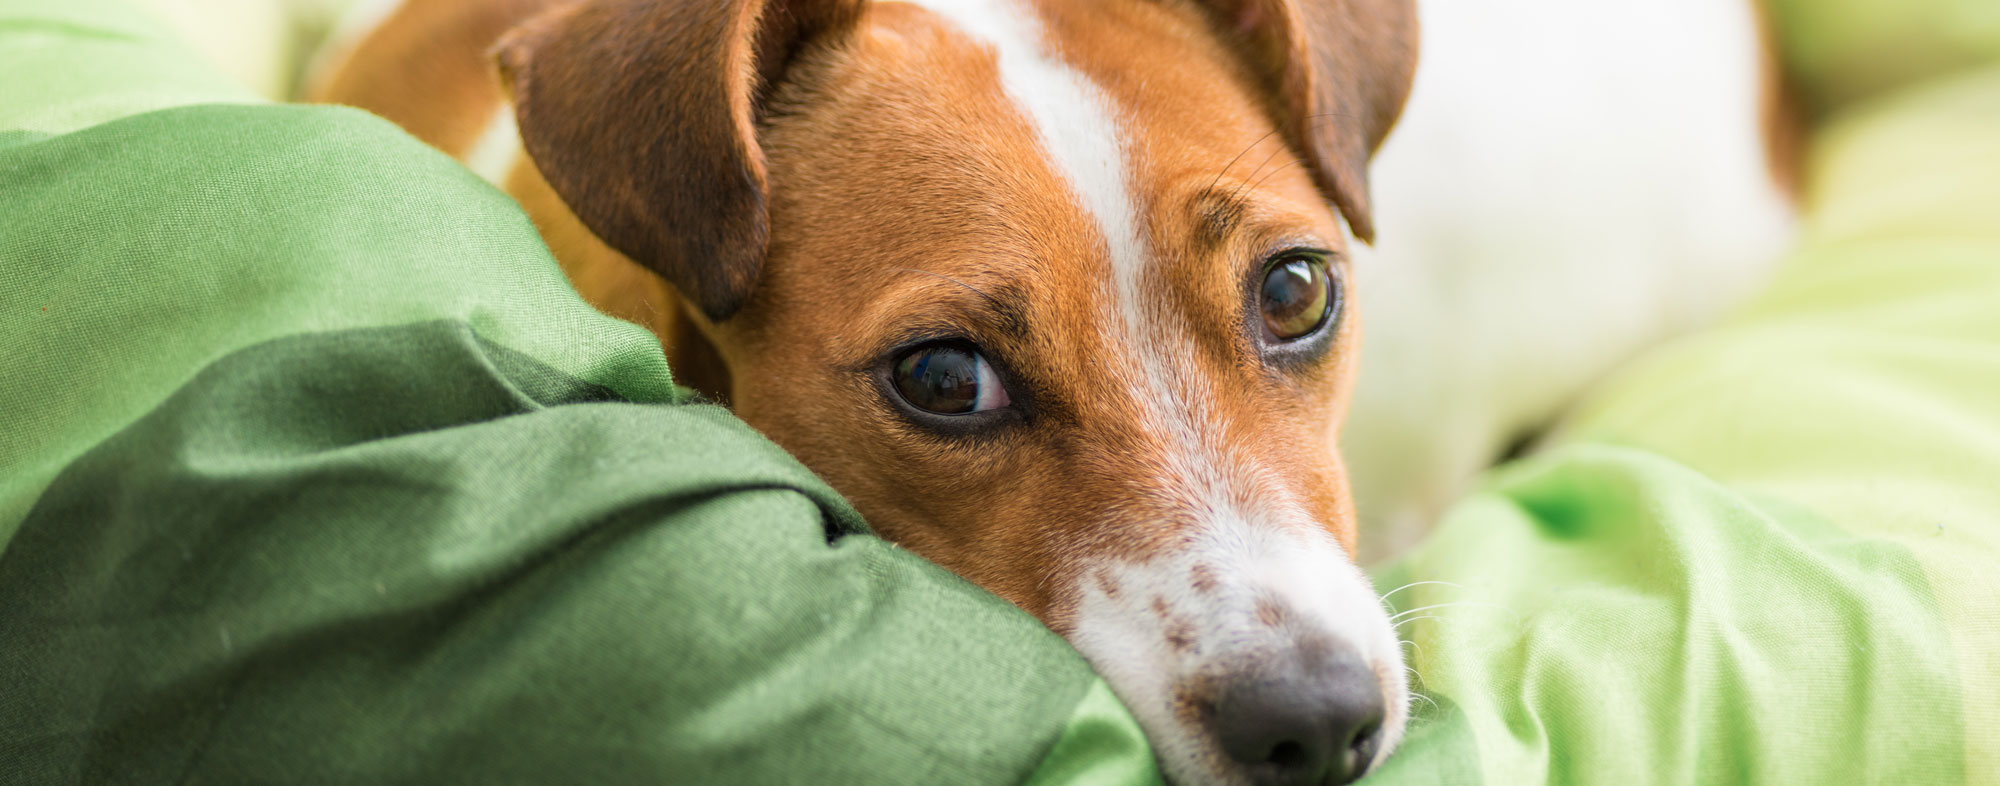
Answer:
xmin=1369 ymin=66 xmax=2000 ymax=783
xmin=0 ymin=0 xmax=1158 ymax=783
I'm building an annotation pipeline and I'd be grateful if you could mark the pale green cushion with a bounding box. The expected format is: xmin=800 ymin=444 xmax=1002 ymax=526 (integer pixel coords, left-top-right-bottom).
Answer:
xmin=1370 ymin=66 xmax=2000 ymax=783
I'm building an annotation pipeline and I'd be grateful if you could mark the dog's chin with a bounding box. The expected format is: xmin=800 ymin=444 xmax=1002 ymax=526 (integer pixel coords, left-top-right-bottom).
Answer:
xmin=1065 ymin=524 xmax=1409 ymax=786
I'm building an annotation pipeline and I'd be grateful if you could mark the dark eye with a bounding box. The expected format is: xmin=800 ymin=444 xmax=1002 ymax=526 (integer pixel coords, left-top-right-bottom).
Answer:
xmin=1259 ymin=254 xmax=1337 ymax=341
xmin=892 ymin=343 xmax=1011 ymax=415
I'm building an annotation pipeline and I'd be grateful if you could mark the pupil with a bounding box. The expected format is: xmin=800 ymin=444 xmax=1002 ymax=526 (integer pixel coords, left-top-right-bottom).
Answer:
xmin=898 ymin=346 xmax=980 ymax=414
xmin=1261 ymin=258 xmax=1329 ymax=340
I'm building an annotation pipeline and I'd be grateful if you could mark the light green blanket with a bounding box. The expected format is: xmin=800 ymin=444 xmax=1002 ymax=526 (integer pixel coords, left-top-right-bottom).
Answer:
xmin=1370 ymin=66 xmax=2000 ymax=783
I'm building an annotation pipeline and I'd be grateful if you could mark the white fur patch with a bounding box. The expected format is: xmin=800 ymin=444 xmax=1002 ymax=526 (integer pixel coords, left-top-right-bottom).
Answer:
xmin=898 ymin=0 xmax=1232 ymax=522
xmin=898 ymin=0 xmax=1148 ymax=325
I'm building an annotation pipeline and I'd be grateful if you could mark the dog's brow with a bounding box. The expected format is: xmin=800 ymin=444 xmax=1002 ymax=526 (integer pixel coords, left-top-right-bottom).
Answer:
xmin=893 ymin=267 xmax=1034 ymax=341
xmin=1188 ymin=187 xmax=1248 ymax=251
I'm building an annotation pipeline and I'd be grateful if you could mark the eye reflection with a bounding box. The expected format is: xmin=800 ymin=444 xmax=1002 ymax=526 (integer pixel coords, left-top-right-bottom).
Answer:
xmin=1260 ymin=255 xmax=1335 ymax=341
xmin=892 ymin=343 xmax=1010 ymax=415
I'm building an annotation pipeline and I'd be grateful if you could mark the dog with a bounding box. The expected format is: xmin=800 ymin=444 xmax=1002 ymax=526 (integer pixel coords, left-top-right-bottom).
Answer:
xmin=312 ymin=0 xmax=1417 ymax=782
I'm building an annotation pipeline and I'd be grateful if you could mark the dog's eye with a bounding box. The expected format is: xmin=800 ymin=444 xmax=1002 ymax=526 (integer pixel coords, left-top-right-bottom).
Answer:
xmin=892 ymin=343 xmax=1010 ymax=415
xmin=1260 ymin=254 xmax=1337 ymax=341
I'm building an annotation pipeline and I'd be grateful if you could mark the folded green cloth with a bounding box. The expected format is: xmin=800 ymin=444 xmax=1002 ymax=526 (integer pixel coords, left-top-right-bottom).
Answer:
xmin=0 ymin=0 xmax=1158 ymax=783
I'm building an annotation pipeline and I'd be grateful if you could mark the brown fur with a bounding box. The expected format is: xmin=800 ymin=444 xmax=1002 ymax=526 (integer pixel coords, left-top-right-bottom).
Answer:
xmin=309 ymin=0 xmax=550 ymax=155
xmin=493 ymin=0 xmax=870 ymax=321
xmin=1190 ymin=0 xmax=1418 ymax=241
xmin=314 ymin=0 xmax=1415 ymax=630
xmin=1751 ymin=0 xmax=1808 ymax=199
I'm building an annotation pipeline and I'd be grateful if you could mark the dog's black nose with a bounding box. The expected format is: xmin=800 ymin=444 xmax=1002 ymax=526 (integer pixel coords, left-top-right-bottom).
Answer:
xmin=1213 ymin=644 xmax=1385 ymax=786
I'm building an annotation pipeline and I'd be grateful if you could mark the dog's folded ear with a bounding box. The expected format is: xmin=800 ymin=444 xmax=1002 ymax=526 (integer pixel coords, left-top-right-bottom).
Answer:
xmin=1195 ymin=0 xmax=1417 ymax=242
xmin=495 ymin=0 xmax=866 ymax=321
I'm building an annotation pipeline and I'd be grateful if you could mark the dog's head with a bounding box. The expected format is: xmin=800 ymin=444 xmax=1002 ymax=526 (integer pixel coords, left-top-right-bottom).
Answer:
xmin=498 ymin=0 xmax=1416 ymax=782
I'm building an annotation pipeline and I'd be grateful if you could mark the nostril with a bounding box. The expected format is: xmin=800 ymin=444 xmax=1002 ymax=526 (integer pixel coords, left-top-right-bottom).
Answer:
xmin=1351 ymin=721 xmax=1383 ymax=759
xmin=1268 ymin=740 xmax=1307 ymax=770
xmin=1336 ymin=720 xmax=1385 ymax=785
xmin=1214 ymin=684 xmax=1335 ymax=784
xmin=1211 ymin=644 xmax=1385 ymax=786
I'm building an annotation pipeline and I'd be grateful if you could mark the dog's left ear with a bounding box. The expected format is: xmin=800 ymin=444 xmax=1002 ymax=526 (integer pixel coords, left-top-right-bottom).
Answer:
xmin=493 ymin=0 xmax=867 ymax=322
xmin=1193 ymin=0 xmax=1418 ymax=242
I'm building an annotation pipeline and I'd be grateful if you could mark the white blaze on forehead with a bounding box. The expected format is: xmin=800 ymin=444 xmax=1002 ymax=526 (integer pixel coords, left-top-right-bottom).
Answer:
xmin=897 ymin=0 xmax=1151 ymax=344
xmin=900 ymin=0 xmax=1232 ymax=507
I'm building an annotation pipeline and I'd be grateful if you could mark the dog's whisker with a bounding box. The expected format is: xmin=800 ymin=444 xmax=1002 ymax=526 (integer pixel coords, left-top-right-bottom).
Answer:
xmin=1392 ymin=614 xmax=1439 ymax=630
xmin=1389 ymin=602 xmax=1468 ymax=621
xmin=1204 ymin=126 xmax=1285 ymax=195
xmin=1398 ymin=638 xmax=1426 ymax=659
xmin=1202 ymin=115 xmax=1354 ymax=197
xmin=1380 ymin=580 xmax=1463 ymax=603
xmin=1226 ymin=145 xmax=1291 ymax=205
xmin=1243 ymin=156 xmax=1304 ymax=197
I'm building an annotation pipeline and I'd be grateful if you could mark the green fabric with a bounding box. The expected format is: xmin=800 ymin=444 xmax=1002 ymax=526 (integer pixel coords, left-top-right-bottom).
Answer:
xmin=1368 ymin=66 xmax=2000 ymax=783
xmin=0 ymin=0 xmax=257 ymax=133
xmin=1022 ymin=682 xmax=1166 ymax=786
xmin=0 ymin=1 xmax=1160 ymax=783
xmin=0 ymin=99 xmax=675 ymax=539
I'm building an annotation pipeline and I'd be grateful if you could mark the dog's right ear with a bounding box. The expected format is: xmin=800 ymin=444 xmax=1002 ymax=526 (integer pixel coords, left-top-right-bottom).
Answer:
xmin=494 ymin=0 xmax=866 ymax=322
xmin=1194 ymin=0 xmax=1418 ymax=243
